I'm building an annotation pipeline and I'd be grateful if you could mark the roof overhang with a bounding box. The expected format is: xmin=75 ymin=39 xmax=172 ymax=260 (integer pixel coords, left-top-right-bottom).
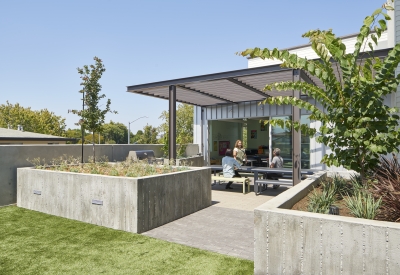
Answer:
xmin=127 ymin=48 xmax=392 ymax=107
xmin=0 ymin=137 xmax=77 ymax=141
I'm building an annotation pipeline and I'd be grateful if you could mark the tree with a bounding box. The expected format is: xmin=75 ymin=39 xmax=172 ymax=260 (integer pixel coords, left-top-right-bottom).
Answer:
xmin=130 ymin=130 xmax=143 ymax=144
xmin=238 ymin=2 xmax=400 ymax=178
xmin=84 ymin=133 xmax=105 ymax=144
xmin=102 ymin=121 xmax=128 ymax=144
xmin=158 ymin=104 xmax=193 ymax=157
xmin=65 ymin=128 xmax=84 ymax=144
xmin=137 ymin=124 xmax=158 ymax=144
xmin=70 ymin=57 xmax=116 ymax=162
xmin=0 ymin=101 xmax=66 ymax=136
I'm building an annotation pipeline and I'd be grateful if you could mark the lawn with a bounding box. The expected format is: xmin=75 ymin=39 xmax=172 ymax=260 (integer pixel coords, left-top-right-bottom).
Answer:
xmin=0 ymin=206 xmax=253 ymax=275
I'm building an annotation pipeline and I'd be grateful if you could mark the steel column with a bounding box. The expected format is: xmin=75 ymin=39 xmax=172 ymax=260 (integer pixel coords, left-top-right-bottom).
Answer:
xmin=292 ymin=70 xmax=301 ymax=185
xmin=169 ymin=85 xmax=177 ymax=160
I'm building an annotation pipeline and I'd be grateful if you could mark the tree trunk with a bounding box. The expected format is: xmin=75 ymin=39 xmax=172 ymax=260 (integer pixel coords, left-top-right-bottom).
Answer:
xmin=92 ymin=132 xmax=96 ymax=163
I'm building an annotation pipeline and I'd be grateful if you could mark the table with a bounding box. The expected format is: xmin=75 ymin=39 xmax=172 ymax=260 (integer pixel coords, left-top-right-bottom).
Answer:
xmin=251 ymin=167 xmax=316 ymax=194
xmin=208 ymin=165 xmax=256 ymax=175
xmin=244 ymin=159 xmax=256 ymax=166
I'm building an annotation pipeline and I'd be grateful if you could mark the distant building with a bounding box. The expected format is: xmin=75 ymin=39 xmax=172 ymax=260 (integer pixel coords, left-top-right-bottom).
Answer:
xmin=0 ymin=127 xmax=76 ymax=145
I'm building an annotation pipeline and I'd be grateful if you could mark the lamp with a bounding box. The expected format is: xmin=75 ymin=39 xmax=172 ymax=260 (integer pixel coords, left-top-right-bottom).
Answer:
xmin=128 ymin=116 xmax=148 ymax=144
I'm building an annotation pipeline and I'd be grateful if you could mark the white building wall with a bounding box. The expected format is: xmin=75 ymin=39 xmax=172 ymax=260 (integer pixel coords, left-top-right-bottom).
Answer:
xmin=395 ymin=1 xmax=400 ymax=112
xmin=248 ymin=32 xmax=389 ymax=68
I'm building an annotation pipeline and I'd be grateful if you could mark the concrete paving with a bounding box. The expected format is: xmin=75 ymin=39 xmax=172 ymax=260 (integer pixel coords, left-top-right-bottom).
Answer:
xmin=142 ymin=181 xmax=290 ymax=261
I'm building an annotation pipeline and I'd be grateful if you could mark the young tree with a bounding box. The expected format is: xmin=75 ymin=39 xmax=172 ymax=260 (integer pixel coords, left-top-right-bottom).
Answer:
xmin=71 ymin=57 xmax=116 ymax=162
xmin=239 ymin=2 xmax=400 ymax=179
xmin=158 ymin=104 xmax=193 ymax=157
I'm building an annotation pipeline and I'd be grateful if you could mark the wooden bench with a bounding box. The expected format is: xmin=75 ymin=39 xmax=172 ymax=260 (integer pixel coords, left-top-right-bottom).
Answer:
xmin=211 ymin=175 xmax=251 ymax=194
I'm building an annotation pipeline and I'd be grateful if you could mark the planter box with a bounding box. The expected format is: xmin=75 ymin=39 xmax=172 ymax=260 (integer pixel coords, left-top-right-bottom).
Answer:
xmin=176 ymin=155 xmax=204 ymax=167
xmin=17 ymin=166 xmax=211 ymax=233
xmin=254 ymin=171 xmax=400 ymax=274
xmin=162 ymin=155 xmax=204 ymax=167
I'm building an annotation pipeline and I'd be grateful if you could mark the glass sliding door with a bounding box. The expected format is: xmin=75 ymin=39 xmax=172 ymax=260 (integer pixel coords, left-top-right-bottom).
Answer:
xmin=301 ymin=115 xmax=311 ymax=169
xmin=270 ymin=116 xmax=292 ymax=168
xmin=270 ymin=115 xmax=311 ymax=169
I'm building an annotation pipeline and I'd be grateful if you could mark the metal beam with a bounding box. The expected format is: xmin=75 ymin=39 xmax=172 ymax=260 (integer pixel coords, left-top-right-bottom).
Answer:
xmin=127 ymin=64 xmax=291 ymax=91
xmin=292 ymin=69 xmax=301 ymax=185
xmin=134 ymin=90 xmax=202 ymax=106
xmin=177 ymin=85 xmax=235 ymax=104
xmin=169 ymin=85 xmax=177 ymax=161
xmin=299 ymin=70 xmax=318 ymax=87
xmin=227 ymin=78 xmax=270 ymax=98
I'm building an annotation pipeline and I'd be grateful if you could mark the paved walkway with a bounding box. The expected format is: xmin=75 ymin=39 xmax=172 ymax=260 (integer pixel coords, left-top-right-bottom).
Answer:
xmin=142 ymin=181 xmax=289 ymax=261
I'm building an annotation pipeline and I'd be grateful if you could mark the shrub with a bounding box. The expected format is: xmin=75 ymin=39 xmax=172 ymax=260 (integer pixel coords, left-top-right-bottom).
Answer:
xmin=344 ymin=190 xmax=381 ymax=220
xmin=307 ymin=182 xmax=337 ymax=214
xmin=28 ymin=155 xmax=190 ymax=178
xmin=371 ymin=157 xmax=400 ymax=222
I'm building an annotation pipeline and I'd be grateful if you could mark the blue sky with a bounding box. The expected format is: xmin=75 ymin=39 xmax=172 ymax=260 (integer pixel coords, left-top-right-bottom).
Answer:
xmin=0 ymin=0 xmax=386 ymax=134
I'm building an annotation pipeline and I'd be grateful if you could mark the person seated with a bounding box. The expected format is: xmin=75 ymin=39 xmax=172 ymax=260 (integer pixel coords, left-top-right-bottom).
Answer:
xmin=222 ymin=148 xmax=242 ymax=189
xmin=268 ymin=148 xmax=284 ymax=179
xmin=270 ymin=148 xmax=283 ymax=168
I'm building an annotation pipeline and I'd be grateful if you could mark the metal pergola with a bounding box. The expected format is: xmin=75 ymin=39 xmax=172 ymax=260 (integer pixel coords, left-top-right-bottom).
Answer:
xmin=126 ymin=48 xmax=391 ymax=185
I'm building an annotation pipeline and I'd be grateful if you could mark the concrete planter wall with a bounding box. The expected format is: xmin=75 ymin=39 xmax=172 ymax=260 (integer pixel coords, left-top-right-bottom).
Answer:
xmin=254 ymin=171 xmax=400 ymax=274
xmin=176 ymin=155 xmax=204 ymax=167
xmin=162 ymin=155 xmax=204 ymax=167
xmin=17 ymin=166 xmax=211 ymax=233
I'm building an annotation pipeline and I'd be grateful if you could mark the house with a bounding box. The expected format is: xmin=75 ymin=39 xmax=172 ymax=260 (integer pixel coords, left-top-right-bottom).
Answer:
xmin=127 ymin=6 xmax=397 ymax=179
xmin=0 ymin=127 xmax=76 ymax=145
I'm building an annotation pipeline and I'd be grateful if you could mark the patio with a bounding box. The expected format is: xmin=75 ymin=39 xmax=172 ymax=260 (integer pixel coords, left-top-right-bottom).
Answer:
xmin=142 ymin=182 xmax=289 ymax=261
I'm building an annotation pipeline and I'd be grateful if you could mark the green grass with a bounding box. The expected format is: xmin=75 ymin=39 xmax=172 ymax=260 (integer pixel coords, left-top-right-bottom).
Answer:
xmin=0 ymin=206 xmax=253 ymax=275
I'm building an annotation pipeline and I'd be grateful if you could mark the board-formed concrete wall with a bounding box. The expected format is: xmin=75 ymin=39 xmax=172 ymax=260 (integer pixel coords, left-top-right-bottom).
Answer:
xmin=0 ymin=144 xmax=199 ymax=206
xmin=17 ymin=166 xmax=211 ymax=233
xmin=253 ymin=171 xmax=400 ymax=275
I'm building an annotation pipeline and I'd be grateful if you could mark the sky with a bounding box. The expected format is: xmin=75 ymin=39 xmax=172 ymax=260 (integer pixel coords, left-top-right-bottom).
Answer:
xmin=0 ymin=0 xmax=387 ymax=134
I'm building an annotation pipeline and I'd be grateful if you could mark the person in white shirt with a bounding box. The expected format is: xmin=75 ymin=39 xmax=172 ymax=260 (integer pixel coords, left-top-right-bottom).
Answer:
xmin=222 ymin=149 xmax=242 ymax=189
xmin=270 ymin=148 xmax=283 ymax=168
xmin=269 ymin=148 xmax=284 ymax=179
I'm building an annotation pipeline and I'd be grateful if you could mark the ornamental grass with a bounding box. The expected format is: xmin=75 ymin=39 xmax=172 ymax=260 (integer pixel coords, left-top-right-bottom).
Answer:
xmin=27 ymin=155 xmax=189 ymax=178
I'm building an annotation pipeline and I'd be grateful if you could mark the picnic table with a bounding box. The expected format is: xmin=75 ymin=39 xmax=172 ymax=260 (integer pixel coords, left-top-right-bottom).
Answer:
xmin=208 ymin=165 xmax=255 ymax=194
xmin=251 ymin=167 xmax=316 ymax=194
xmin=207 ymin=165 xmax=317 ymax=195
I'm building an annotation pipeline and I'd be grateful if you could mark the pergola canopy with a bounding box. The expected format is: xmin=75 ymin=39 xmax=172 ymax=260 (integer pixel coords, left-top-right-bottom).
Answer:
xmin=126 ymin=48 xmax=391 ymax=107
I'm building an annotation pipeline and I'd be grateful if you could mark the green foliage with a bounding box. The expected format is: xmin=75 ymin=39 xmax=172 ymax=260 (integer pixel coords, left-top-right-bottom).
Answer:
xmin=307 ymin=182 xmax=338 ymax=214
xmin=158 ymin=104 xmax=194 ymax=157
xmin=136 ymin=124 xmax=158 ymax=144
xmin=65 ymin=128 xmax=85 ymax=144
xmin=102 ymin=121 xmax=128 ymax=144
xmin=238 ymin=2 xmax=400 ymax=178
xmin=0 ymin=101 xmax=66 ymax=136
xmin=30 ymin=155 xmax=190 ymax=177
xmin=70 ymin=57 xmax=116 ymax=162
xmin=330 ymin=174 xmax=349 ymax=198
xmin=344 ymin=190 xmax=381 ymax=220
xmin=84 ymin=132 xmax=104 ymax=144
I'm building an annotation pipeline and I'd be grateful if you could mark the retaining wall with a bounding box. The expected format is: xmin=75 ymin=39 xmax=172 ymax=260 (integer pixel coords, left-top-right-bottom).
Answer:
xmin=17 ymin=166 xmax=211 ymax=233
xmin=254 ymin=171 xmax=400 ymax=274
